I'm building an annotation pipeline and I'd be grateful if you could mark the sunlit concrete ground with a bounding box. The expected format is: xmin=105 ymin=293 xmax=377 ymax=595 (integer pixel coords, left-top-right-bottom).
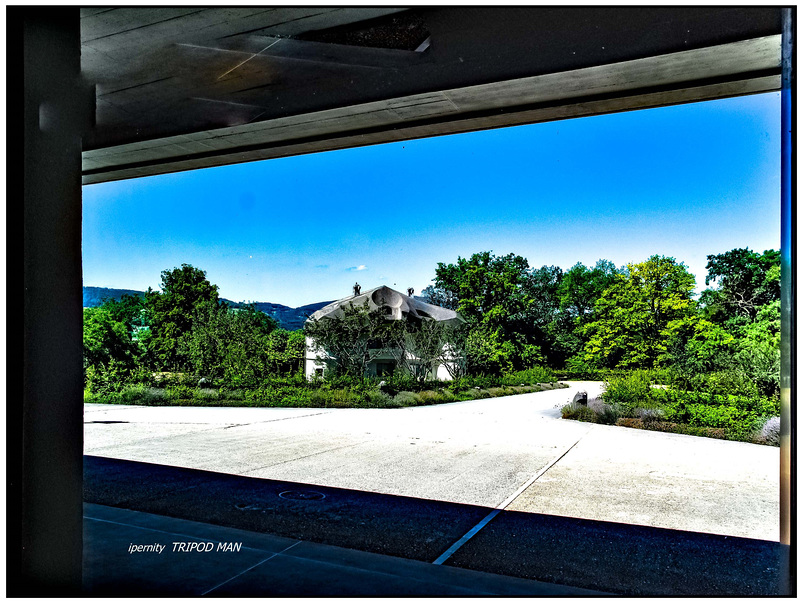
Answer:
xmin=84 ymin=381 xmax=780 ymax=542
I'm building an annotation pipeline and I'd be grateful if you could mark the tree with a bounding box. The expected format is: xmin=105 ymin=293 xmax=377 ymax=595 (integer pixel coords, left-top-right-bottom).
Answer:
xmin=422 ymin=251 xmax=550 ymax=373
xmin=182 ymin=303 xmax=280 ymax=385
xmin=181 ymin=299 xmax=230 ymax=380
xmin=702 ymin=248 xmax=780 ymax=323
xmin=83 ymin=306 xmax=143 ymax=392
xmin=218 ymin=306 xmax=279 ymax=386
xmin=406 ymin=318 xmax=449 ymax=381
xmin=304 ymin=301 xmax=389 ymax=377
xmin=100 ymin=294 xmax=149 ymax=335
xmin=549 ymin=260 xmax=620 ymax=367
xmin=437 ymin=322 xmax=469 ymax=379
xmin=734 ymin=300 xmax=781 ymax=397
xmin=660 ymin=316 xmax=736 ymax=375
xmin=145 ymin=264 xmax=221 ymax=370
xmin=516 ymin=264 xmax=563 ymax=366
xmin=558 ymin=260 xmax=619 ymax=320
xmin=422 ymin=252 xmax=531 ymax=324
xmin=83 ymin=306 xmax=140 ymax=372
xmin=264 ymin=329 xmax=305 ymax=375
xmin=582 ymin=255 xmax=698 ymax=368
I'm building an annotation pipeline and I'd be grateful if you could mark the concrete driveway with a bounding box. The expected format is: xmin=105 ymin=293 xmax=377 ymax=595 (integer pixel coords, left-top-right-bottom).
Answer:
xmin=84 ymin=381 xmax=779 ymax=543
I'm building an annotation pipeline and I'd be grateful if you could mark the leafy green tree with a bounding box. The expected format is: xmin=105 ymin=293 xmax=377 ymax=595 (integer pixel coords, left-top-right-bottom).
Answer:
xmin=550 ymin=260 xmax=621 ymax=367
xmin=437 ymin=322 xmax=469 ymax=379
xmin=182 ymin=303 xmax=279 ymax=385
xmin=83 ymin=306 xmax=140 ymax=373
xmin=582 ymin=255 xmax=697 ymax=368
xmin=734 ymin=300 xmax=781 ymax=397
xmin=558 ymin=260 xmax=619 ymax=320
xmin=145 ymin=264 xmax=221 ymax=370
xmin=422 ymin=252 xmax=531 ymax=324
xmin=304 ymin=301 xmax=389 ymax=377
xmin=701 ymin=248 xmax=780 ymax=323
xmin=422 ymin=251 xmax=552 ymax=373
xmin=83 ymin=306 xmax=143 ymax=392
xmin=218 ymin=306 xmax=279 ymax=387
xmin=101 ymin=294 xmax=148 ymax=333
xmin=265 ymin=328 xmax=305 ymax=375
xmin=465 ymin=325 xmax=518 ymax=375
xmin=180 ymin=300 xmax=231 ymax=380
xmin=661 ymin=316 xmax=736 ymax=374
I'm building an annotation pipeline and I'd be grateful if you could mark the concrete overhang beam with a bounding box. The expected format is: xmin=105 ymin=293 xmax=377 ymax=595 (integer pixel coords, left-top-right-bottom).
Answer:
xmin=82 ymin=34 xmax=781 ymax=184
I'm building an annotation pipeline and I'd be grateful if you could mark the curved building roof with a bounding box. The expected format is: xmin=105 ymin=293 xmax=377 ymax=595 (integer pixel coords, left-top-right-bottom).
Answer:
xmin=307 ymin=285 xmax=464 ymax=325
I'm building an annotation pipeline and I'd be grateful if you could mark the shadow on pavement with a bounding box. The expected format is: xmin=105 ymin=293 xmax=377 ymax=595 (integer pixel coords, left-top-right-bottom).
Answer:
xmin=84 ymin=455 xmax=788 ymax=596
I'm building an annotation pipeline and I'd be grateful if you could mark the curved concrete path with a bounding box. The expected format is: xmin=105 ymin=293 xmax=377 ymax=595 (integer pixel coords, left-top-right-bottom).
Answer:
xmin=84 ymin=381 xmax=779 ymax=542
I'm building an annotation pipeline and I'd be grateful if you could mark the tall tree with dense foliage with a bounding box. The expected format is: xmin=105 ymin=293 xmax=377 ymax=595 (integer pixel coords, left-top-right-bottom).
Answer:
xmin=558 ymin=260 xmax=620 ymax=321
xmin=145 ymin=264 xmax=221 ymax=370
xmin=83 ymin=305 xmax=143 ymax=392
xmin=422 ymin=251 xmax=548 ymax=373
xmin=83 ymin=307 xmax=140 ymax=373
xmin=550 ymin=260 xmax=620 ymax=367
xmin=582 ymin=255 xmax=698 ymax=368
xmin=304 ymin=301 xmax=390 ymax=377
xmin=701 ymin=248 xmax=780 ymax=324
xmin=264 ymin=328 xmax=306 ymax=375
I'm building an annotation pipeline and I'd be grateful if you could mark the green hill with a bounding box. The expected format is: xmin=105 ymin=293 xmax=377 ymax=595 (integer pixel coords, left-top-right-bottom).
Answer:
xmin=82 ymin=286 xmax=330 ymax=331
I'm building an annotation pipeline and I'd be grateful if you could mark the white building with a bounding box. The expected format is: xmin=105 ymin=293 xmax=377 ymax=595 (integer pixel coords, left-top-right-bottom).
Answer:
xmin=304 ymin=285 xmax=465 ymax=380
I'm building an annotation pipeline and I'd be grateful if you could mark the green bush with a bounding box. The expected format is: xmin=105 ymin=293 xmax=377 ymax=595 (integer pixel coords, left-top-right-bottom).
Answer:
xmin=666 ymin=370 xmax=759 ymax=398
xmin=363 ymin=389 xmax=393 ymax=407
xmin=120 ymin=384 xmax=166 ymax=405
xmin=593 ymin=403 xmax=619 ymax=425
xmin=417 ymin=389 xmax=457 ymax=405
xmin=655 ymin=389 xmax=779 ymax=441
xmin=196 ymin=388 xmax=220 ymax=401
xmin=380 ymin=373 xmax=419 ymax=396
xmin=84 ymin=388 xmax=119 ymax=404
xmin=219 ymin=388 xmax=244 ymax=401
xmin=561 ymin=403 xmax=595 ymax=422
xmin=83 ymin=368 xmax=565 ymax=409
xmin=563 ymin=356 xmax=601 ymax=379
xmin=500 ymin=366 xmax=556 ymax=386
xmin=616 ymin=418 xmax=727 ymax=440
xmin=325 ymin=390 xmax=357 ymax=408
xmin=153 ymin=372 xmax=197 ymax=388
xmin=166 ymin=384 xmax=196 ymax=401
xmin=556 ymin=367 xmax=630 ymax=382
xmin=393 ymin=391 xmax=423 ymax=406
xmin=591 ymin=371 xmax=779 ymax=443
xmin=602 ymin=370 xmax=657 ymax=416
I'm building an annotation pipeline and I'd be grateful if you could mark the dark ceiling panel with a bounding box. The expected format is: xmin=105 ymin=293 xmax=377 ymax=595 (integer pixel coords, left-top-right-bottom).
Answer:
xmin=80 ymin=6 xmax=784 ymax=182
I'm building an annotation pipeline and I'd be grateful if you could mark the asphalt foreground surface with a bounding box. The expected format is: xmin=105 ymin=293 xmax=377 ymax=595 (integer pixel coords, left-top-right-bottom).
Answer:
xmin=83 ymin=382 xmax=787 ymax=596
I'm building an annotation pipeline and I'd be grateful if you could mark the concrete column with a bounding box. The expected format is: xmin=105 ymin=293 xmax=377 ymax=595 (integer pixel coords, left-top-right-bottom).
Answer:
xmin=10 ymin=8 xmax=88 ymax=595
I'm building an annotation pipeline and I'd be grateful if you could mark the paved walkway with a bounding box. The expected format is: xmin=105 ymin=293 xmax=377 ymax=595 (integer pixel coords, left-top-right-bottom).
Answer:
xmin=85 ymin=381 xmax=780 ymax=542
xmin=83 ymin=502 xmax=605 ymax=596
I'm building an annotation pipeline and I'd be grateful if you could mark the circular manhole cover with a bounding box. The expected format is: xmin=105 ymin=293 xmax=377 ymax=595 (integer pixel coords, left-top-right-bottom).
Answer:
xmin=278 ymin=490 xmax=326 ymax=501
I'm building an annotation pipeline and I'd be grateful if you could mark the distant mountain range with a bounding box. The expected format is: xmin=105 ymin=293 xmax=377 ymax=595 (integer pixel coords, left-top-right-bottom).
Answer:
xmin=83 ymin=286 xmax=332 ymax=331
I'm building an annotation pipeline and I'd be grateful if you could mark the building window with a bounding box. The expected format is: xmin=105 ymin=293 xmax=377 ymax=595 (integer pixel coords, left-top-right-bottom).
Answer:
xmin=376 ymin=361 xmax=396 ymax=377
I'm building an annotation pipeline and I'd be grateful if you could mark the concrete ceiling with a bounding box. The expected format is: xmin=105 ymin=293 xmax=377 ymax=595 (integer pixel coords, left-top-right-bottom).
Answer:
xmin=80 ymin=7 xmax=783 ymax=185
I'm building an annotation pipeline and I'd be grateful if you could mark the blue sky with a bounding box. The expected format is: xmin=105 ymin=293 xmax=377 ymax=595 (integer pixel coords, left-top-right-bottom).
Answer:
xmin=83 ymin=92 xmax=781 ymax=308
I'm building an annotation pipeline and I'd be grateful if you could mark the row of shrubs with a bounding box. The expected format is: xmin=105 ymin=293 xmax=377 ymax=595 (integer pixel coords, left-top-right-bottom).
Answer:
xmin=85 ymin=381 xmax=567 ymax=409
xmin=84 ymin=365 xmax=564 ymax=409
xmin=561 ymin=370 xmax=780 ymax=445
